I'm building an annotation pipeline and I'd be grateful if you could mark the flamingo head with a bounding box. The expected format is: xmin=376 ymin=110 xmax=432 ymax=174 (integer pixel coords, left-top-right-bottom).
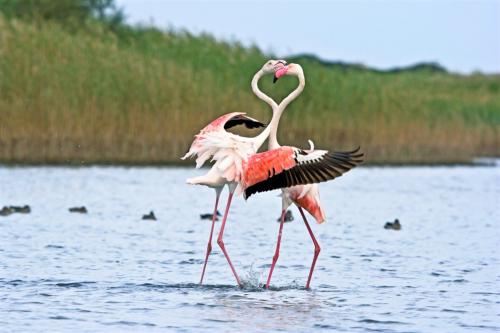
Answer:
xmin=273 ymin=63 xmax=303 ymax=83
xmin=261 ymin=59 xmax=287 ymax=80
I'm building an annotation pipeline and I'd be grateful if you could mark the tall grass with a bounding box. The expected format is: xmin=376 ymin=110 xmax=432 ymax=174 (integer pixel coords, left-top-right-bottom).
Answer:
xmin=0 ymin=16 xmax=498 ymax=164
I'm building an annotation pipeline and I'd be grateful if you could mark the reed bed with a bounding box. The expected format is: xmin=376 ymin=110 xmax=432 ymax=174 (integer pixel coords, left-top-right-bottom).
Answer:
xmin=0 ymin=16 xmax=498 ymax=164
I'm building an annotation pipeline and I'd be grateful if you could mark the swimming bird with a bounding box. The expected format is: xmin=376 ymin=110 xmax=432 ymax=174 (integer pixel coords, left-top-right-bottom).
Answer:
xmin=1 ymin=205 xmax=31 ymax=215
xmin=10 ymin=205 xmax=31 ymax=213
xmin=142 ymin=211 xmax=157 ymax=221
xmin=69 ymin=206 xmax=87 ymax=214
xmin=243 ymin=62 xmax=363 ymax=288
xmin=200 ymin=210 xmax=222 ymax=221
xmin=277 ymin=210 xmax=294 ymax=223
xmin=384 ymin=219 xmax=401 ymax=230
xmin=0 ymin=206 xmax=13 ymax=216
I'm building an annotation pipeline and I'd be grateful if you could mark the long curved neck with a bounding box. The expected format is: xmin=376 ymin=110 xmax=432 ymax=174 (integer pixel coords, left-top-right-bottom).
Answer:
xmin=268 ymin=70 xmax=306 ymax=149
xmin=252 ymin=70 xmax=280 ymax=149
xmin=251 ymin=70 xmax=278 ymax=111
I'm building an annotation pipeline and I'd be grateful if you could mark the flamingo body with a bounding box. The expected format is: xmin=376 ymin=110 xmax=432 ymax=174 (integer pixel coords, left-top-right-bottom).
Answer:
xmin=285 ymin=184 xmax=326 ymax=224
xmin=182 ymin=60 xmax=292 ymax=287
xmin=260 ymin=62 xmax=363 ymax=288
xmin=182 ymin=112 xmax=265 ymax=170
xmin=182 ymin=111 xmax=268 ymax=286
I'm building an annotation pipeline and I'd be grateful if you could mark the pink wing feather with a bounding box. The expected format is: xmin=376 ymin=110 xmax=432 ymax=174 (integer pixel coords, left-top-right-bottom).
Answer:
xmin=181 ymin=112 xmax=264 ymax=168
xmin=242 ymin=146 xmax=363 ymax=198
xmin=242 ymin=146 xmax=296 ymax=189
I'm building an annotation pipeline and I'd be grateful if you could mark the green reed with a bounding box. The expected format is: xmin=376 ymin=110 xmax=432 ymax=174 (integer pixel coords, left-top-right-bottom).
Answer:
xmin=0 ymin=16 xmax=498 ymax=164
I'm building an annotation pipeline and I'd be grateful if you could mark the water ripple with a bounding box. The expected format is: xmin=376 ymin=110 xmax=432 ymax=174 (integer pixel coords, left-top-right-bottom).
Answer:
xmin=0 ymin=166 xmax=497 ymax=333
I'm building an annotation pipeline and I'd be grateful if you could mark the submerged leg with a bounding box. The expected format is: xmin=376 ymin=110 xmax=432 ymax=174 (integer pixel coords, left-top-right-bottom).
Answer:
xmin=217 ymin=186 xmax=241 ymax=287
xmin=298 ymin=207 xmax=321 ymax=289
xmin=200 ymin=187 xmax=222 ymax=285
xmin=265 ymin=209 xmax=286 ymax=289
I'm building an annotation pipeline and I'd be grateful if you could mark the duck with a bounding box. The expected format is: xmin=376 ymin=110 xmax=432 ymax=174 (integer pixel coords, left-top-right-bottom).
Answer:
xmin=10 ymin=205 xmax=31 ymax=214
xmin=69 ymin=206 xmax=87 ymax=214
xmin=200 ymin=210 xmax=222 ymax=221
xmin=142 ymin=211 xmax=157 ymax=220
xmin=384 ymin=219 xmax=401 ymax=230
xmin=0 ymin=206 xmax=13 ymax=216
xmin=277 ymin=209 xmax=294 ymax=223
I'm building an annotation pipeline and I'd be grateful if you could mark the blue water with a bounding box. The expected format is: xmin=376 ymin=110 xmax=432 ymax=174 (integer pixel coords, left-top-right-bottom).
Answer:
xmin=0 ymin=165 xmax=499 ymax=332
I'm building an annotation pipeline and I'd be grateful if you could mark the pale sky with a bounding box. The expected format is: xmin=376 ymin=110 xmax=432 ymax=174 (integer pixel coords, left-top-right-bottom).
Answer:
xmin=115 ymin=0 xmax=500 ymax=74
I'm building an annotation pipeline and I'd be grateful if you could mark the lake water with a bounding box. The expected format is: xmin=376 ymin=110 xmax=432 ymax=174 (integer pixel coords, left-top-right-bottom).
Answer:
xmin=0 ymin=165 xmax=499 ymax=332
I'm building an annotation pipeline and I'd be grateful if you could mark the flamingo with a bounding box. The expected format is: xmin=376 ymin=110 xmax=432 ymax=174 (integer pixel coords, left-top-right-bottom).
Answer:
xmin=238 ymin=126 xmax=363 ymax=289
xmin=182 ymin=60 xmax=285 ymax=286
xmin=183 ymin=60 xmax=363 ymax=288
xmin=260 ymin=62 xmax=352 ymax=289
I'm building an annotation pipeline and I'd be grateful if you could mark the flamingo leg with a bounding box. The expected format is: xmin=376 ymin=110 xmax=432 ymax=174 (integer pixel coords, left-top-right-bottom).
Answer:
xmin=217 ymin=189 xmax=242 ymax=287
xmin=199 ymin=188 xmax=222 ymax=285
xmin=298 ymin=206 xmax=321 ymax=289
xmin=265 ymin=209 xmax=286 ymax=289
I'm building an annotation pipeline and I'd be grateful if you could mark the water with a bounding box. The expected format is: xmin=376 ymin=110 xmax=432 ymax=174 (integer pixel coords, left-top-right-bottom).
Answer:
xmin=0 ymin=165 xmax=499 ymax=333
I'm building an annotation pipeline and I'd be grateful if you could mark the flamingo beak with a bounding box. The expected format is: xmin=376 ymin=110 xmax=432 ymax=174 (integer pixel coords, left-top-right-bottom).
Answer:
xmin=273 ymin=65 xmax=289 ymax=84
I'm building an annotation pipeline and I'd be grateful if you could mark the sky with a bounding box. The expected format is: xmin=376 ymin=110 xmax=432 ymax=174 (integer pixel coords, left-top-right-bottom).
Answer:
xmin=115 ymin=0 xmax=500 ymax=74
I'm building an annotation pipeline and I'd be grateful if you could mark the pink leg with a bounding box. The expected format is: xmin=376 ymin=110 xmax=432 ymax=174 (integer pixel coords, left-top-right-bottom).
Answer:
xmin=298 ymin=207 xmax=321 ymax=289
xmin=199 ymin=188 xmax=222 ymax=285
xmin=217 ymin=190 xmax=242 ymax=287
xmin=265 ymin=209 xmax=286 ymax=289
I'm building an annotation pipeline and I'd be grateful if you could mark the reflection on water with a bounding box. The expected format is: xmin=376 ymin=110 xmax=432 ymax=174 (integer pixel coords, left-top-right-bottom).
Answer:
xmin=0 ymin=165 xmax=499 ymax=332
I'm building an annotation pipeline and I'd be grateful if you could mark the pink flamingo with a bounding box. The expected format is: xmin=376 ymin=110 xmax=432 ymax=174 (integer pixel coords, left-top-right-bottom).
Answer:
xmin=239 ymin=127 xmax=363 ymax=289
xmin=260 ymin=62 xmax=355 ymax=289
xmin=183 ymin=61 xmax=362 ymax=288
xmin=182 ymin=60 xmax=284 ymax=286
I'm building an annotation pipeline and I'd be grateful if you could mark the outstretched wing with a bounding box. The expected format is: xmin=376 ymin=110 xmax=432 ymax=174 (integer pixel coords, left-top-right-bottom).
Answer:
xmin=181 ymin=112 xmax=265 ymax=167
xmin=242 ymin=146 xmax=363 ymax=199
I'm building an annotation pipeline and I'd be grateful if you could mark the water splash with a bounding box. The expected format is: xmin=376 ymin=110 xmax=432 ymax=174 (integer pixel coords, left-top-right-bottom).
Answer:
xmin=240 ymin=264 xmax=264 ymax=290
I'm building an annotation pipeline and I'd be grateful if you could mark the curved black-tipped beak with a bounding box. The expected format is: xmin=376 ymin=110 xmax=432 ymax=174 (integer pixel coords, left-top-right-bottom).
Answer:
xmin=273 ymin=75 xmax=278 ymax=84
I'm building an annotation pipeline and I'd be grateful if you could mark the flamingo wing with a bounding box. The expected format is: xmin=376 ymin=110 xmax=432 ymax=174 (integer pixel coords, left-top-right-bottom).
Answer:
xmin=181 ymin=112 xmax=265 ymax=167
xmin=242 ymin=146 xmax=363 ymax=199
xmin=224 ymin=114 xmax=265 ymax=130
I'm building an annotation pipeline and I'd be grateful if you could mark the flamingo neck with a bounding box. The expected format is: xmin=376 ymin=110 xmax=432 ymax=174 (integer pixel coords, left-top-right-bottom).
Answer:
xmin=252 ymin=70 xmax=279 ymax=150
xmin=251 ymin=69 xmax=278 ymax=111
xmin=268 ymin=70 xmax=306 ymax=150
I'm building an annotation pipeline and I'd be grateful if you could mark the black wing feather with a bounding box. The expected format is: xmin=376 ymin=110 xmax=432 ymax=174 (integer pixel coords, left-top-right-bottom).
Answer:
xmin=245 ymin=147 xmax=363 ymax=199
xmin=224 ymin=115 xmax=266 ymax=130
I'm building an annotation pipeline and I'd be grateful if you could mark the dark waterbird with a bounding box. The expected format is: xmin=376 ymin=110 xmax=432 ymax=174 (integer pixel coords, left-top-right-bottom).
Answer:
xmin=69 ymin=206 xmax=87 ymax=214
xmin=384 ymin=219 xmax=401 ymax=230
xmin=1 ymin=205 xmax=31 ymax=216
xmin=277 ymin=210 xmax=294 ymax=222
xmin=11 ymin=205 xmax=31 ymax=213
xmin=142 ymin=211 xmax=156 ymax=220
xmin=0 ymin=206 xmax=13 ymax=216
xmin=200 ymin=210 xmax=222 ymax=221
